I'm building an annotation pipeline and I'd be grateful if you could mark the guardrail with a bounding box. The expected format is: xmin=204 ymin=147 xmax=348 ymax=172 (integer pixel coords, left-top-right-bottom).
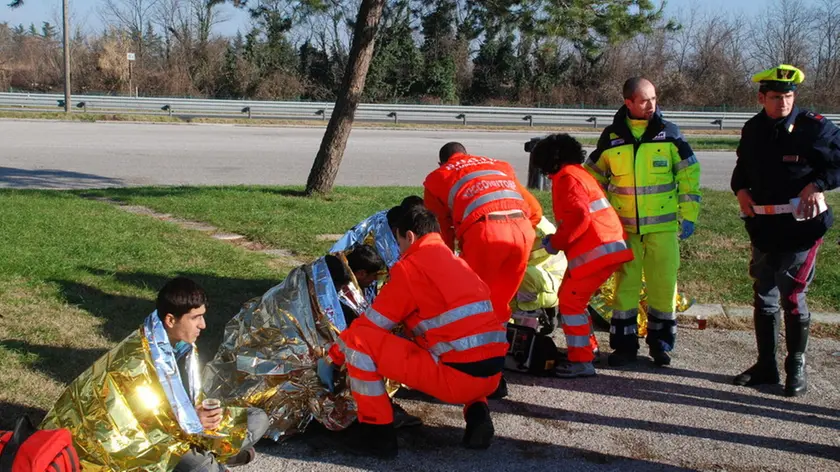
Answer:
xmin=3 ymin=92 xmax=838 ymax=130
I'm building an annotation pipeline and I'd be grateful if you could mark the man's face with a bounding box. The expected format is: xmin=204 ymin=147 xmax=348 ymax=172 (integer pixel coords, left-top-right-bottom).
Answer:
xmin=353 ymin=270 xmax=379 ymax=289
xmin=625 ymin=82 xmax=657 ymax=120
xmin=164 ymin=305 xmax=207 ymax=345
xmin=759 ymin=90 xmax=795 ymax=119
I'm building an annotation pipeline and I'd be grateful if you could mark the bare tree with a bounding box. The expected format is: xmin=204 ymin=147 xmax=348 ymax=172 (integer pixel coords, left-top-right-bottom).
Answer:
xmin=100 ymin=0 xmax=161 ymax=56
xmin=750 ymin=0 xmax=814 ymax=68
xmin=812 ymin=0 xmax=840 ymax=103
xmin=305 ymin=0 xmax=386 ymax=195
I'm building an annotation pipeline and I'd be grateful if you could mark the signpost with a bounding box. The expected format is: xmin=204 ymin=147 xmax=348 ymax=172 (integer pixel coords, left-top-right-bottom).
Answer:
xmin=127 ymin=53 xmax=135 ymax=97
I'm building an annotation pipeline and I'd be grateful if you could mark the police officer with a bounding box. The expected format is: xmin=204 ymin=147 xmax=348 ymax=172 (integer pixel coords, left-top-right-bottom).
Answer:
xmin=731 ymin=64 xmax=840 ymax=397
xmin=587 ymin=78 xmax=702 ymax=367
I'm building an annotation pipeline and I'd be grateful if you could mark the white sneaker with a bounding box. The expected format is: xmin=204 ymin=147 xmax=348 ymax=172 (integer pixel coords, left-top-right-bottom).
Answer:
xmin=555 ymin=361 xmax=596 ymax=378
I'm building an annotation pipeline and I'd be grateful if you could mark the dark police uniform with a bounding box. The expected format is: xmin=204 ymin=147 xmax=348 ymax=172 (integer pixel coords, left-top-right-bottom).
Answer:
xmin=731 ymin=65 xmax=840 ymax=397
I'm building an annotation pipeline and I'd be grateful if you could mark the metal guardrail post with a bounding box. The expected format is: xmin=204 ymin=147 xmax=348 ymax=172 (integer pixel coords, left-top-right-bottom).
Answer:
xmin=711 ymin=118 xmax=723 ymax=130
xmin=523 ymin=115 xmax=533 ymax=127
xmin=76 ymin=101 xmax=86 ymax=112
xmin=387 ymin=111 xmax=398 ymax=124
xmin=456 ymin=113 xmax=466 ymax=125
xmin=316 ymin=109 xmax=325 ymax=120
xmin=161 ymin=104 xmax=172 ymax=116
xmin=586 ymin=116 xmax=598 ymax=128
xmin=242 ymin=106 xmax=251 ymax=119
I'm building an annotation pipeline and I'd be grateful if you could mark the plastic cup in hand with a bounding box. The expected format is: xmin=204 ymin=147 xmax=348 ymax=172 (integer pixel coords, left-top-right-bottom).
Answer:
xmin=202 ymin=398 xmax=221 ymax=411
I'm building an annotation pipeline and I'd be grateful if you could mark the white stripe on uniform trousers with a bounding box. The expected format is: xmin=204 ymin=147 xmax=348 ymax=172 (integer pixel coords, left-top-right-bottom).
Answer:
xmin=647 ymin=322 xmax=678 ymax=334
xmin=648 ymin=307 xmax=676 ymax=321
xmin=611 ymin=309 xmax=638 ymax=320
xmin=610 ymin=325 xmax=638 ymax=335
xmin=565 ymin=335 xmax=590 ymax=347
xmin=349 ymin=378 xmax=387 ymax=396
xmin=561 ymin=313 xmax=589 ymax=327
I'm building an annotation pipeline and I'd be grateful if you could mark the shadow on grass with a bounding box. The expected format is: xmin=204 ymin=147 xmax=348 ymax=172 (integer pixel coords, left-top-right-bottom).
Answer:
xmin=0 ymin=166 xmax=124 ymax=190
xmin=0 ymin=401 xmax=48 ymax=430
xmin=79 ymin=185 xmax=310 ymax=200
xmin=255 ymin=422 xmax=697 ymax=471
xmin=0 ymin=340 xmax=108 ymax=386
xmin=51 ymin=269 xmax=281 ymax=359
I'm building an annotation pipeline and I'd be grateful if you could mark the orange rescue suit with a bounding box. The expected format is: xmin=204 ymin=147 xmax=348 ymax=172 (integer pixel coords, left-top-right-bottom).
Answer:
xmin=424 ymin=153 xmax=542 ymax=323
xmin=329 ymin=232 xmax=507 ymax=425
xmin=548 ymin=164 xmax=634 ymax=362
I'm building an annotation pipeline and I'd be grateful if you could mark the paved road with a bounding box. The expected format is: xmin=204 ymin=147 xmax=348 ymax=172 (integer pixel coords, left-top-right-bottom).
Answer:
xmin=0 ymin=121 xmax=736 ymax=190
xmin=238 ymin=327 xmax=840 ymax=471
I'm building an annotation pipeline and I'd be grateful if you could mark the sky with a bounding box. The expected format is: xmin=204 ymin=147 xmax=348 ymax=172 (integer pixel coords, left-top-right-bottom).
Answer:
xmin=0 ymin=0 xmax=769 ymax=38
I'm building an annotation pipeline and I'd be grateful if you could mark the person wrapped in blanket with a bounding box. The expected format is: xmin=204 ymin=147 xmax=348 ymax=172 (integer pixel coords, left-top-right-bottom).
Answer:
xmin=41 ymin=277 xmax=269 ymax=472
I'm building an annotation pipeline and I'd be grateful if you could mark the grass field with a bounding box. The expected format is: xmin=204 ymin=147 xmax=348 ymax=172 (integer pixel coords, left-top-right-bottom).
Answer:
xmin=2 ymin=186 xmax=837 ymax=429
xmin=0 ymin=190 xmax=285 ymax=428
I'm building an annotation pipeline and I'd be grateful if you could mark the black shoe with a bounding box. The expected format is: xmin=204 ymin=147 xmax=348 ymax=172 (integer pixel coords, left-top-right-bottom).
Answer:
xmin=340 ymin=422 xmax=398 ymax=459
xmin=462 ymin=403 xmax=494 ymax=450
xmin=487 ymin=375 xmax=508 ymax=399
xmin=733 ymin=362 xmax=780 ymax=386
xmin=225 ymin=447 xmax=255 ymax=467
xmin=783 ymin=316 xmax=810 ymax=397
xmin=392 ymin=402 xmax=422 ymax=429
xmin=607 ymin=349 xmax=638 ymax=367
xmin=650 ymin=350 xmax=671 ymax=367
xmin=784 ymin=353 xmax=808 ymax=397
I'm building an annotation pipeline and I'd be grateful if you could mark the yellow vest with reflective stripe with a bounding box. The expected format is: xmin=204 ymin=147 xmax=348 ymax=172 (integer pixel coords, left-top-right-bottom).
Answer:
xmin=586 ymin=108 xmax=701 ymax=234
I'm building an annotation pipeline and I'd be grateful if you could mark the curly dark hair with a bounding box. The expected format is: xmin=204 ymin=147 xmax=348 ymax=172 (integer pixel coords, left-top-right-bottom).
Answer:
xmin=530 ymin=133 xmax=586 ymax=175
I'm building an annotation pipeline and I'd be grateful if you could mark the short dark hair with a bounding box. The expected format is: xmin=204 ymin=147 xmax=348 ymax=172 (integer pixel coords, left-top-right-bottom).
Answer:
xmin=530 ymin=134 xmax=586 ymax=175
xmin=623 ymin=77 xmax=648 ymax=100
xmin=386 ymin=204 xmax=405 ymax=230
xmin=393 ymin=205 xmax=440 ymax=239
xmin=400 ymin=195 xmax=424 ymax=209
xmin=346 ymin=244 xmax=386 ymax=274
xmin=439 ymin=142 xmax=467 ymax=164
xmin=325 ymin=254 xmax=352 ymax=288
xmin=156 ymin=277 xmax=208 ymax=322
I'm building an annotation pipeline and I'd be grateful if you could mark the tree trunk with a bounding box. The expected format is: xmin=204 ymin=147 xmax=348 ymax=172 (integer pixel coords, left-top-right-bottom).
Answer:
xmin=305 ymin=0 xmax=386 ymax=196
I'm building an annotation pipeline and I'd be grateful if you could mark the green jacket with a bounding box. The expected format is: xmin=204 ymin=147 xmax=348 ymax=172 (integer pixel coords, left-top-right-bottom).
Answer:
xmin=586 ymin=106 xmax=701 ymax=234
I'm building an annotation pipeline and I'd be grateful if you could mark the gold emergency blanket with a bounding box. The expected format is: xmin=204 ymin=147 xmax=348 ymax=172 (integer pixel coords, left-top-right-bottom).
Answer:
xmin=202 ymin=257 xmax=357 ymax=442
xmin=589 ymin=275 xmax=694 ymax=337
xmin=41 ymin=323 xmax=249 ymax=472
xmin=512 ymin=217 xmax=568 ymax=313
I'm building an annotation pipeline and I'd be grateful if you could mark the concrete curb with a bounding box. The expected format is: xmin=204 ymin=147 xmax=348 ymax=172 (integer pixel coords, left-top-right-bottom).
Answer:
xmin=681 ymin=303 xmax=839 ymax=324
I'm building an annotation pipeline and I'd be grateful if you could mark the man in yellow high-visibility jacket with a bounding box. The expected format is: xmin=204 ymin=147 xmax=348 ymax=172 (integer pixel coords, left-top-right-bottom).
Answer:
xmin=586 ymin=77 xmax=702 ymax=367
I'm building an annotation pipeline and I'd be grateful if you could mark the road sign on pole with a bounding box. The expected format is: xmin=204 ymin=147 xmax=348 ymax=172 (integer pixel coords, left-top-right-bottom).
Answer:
xmin=127 ymin=53 xmax=136 ymax=61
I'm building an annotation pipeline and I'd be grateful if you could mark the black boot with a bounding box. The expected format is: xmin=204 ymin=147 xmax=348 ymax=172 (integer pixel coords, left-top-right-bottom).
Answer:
xmin=462 ymin=402 xmax=494 ymax=450
xmin=784 ymin=316 xmax=810 ymax=397
xmin=734 ymin=311 xmax=780 ymax=386
xmin=607 ymin=349 xmax=638 ymax=367
xmin=340 ymin=422 xmax=398 ymax=459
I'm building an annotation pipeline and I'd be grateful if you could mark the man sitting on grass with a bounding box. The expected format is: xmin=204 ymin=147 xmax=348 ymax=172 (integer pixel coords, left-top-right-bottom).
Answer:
xmin=42 ymin=277 xmax=269 ymax=472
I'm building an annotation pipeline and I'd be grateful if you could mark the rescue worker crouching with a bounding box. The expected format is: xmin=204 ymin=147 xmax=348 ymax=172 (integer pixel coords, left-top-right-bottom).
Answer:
xmin=532 ymin=134 xmax=634 ymax=378
xmin=321 ymin=204 xmax=508 ymax=458
xmin=731 ymin=64 xmax=840 ymax=397
xmin=586 ymin=77 xmax=702 ymax=367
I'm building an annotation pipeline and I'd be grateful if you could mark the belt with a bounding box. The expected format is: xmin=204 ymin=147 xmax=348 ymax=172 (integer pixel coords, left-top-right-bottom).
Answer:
xmin=751 ymin=204 xmax=794 ymax=215
xmin=478 ymin=210 xmax=526 ymax=222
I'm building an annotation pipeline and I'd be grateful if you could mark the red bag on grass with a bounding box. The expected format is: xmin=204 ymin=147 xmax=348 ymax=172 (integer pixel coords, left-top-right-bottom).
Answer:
xmin=0 ymin=417 xmax=79 ymax=472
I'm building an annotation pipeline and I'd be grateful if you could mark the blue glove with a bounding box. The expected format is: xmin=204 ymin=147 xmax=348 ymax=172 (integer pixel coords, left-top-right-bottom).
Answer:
xmin=679 ymin=220 xmax=695 ymax=240
xmin=316 ymin=358 xmax=334 ymax=393
xmin=542 ymin=234 xmax=559 ymax=255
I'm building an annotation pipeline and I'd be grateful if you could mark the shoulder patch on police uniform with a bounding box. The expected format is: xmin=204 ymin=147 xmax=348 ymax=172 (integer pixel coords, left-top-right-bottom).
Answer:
xmin=610 ymin=138 xmax=625 ymax=146
xmin=653 ymin=131 xmax=667 ymax=141
xmin=805 ymin=111 xmax=825 ymax=121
